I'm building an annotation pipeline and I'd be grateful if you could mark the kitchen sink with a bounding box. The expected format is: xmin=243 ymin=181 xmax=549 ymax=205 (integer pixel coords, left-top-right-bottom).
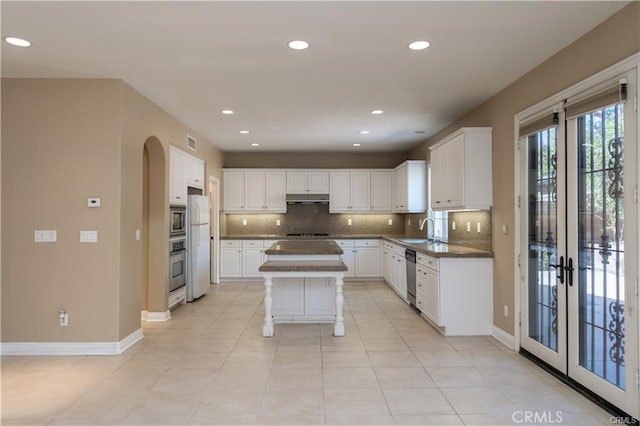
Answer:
xmin=398 ymin=238 xmax=431 ymax=244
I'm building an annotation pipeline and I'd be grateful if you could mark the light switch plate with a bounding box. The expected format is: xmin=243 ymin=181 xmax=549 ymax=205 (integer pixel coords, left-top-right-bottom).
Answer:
xmin=87 ymin=197 xmax=101 ymax=208
xmin=80 ymin=230 xmax=98 ymax=243
xmin=34 ymin=230 xmax=57 ymax=243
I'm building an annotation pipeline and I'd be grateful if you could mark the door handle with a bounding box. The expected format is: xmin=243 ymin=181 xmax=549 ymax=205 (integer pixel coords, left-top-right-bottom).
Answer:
xmin=565 ymin=257 xmax=575 ymax=287
xmin=550 ymin=255 xmax=565 ymax=284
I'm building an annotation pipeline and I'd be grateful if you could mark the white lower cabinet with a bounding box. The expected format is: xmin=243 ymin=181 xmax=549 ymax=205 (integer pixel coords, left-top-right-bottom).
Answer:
xmin=304 ymin=278 xmax=336 ymax=316
xmin=220 ymin=241 xmax=243 ymax=278
xmin=382 ymin=241 xmax=407 ymax=301
xmin=272 ymin=277 xmax=335 ymax=319
xmin=333 ymin=239 xmax=379 ymax=278
xmin=272 ymin=277 xmax=305 ymax=316
xmin=416 ymin=254 xmax=493 ymax=336
xmin=242 ymin=240 xmax=264 ymax=277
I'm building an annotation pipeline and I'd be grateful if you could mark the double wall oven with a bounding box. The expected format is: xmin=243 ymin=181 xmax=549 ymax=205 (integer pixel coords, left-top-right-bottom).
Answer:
xmin=169 ymin=205 xmax=187 ymax=293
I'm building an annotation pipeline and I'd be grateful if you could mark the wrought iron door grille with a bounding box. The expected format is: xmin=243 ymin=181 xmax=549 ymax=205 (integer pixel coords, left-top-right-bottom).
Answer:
xmin=577 ymin=103 xmax=626 ymax=389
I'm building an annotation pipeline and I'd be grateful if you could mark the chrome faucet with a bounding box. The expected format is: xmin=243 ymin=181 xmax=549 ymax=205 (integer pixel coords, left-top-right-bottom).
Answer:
xmin=418 ymin=217 xmax=435 ymax=242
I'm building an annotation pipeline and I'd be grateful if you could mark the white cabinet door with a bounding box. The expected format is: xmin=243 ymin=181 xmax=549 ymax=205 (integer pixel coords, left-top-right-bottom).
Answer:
xmin=430 ymin=127 xmax=492 ymax=211
xmin=305 ymin=278 xmax=335 ymax=316
xmin=286 ymin=171 xmax=308 ymax=194
xmin=169 ymin=148 xmax=187 ymax=204
xmin=244 ymin=171 xmax=266 ymax=210
xmin=223 ymin=170 xmax=245 ymax=211
xmin=307 ymin=171 xmax=329 ymax=193
xmin=220 ymin=247 xmax=242 ymax=278
xmin=286 ymin=170 xmax=329 ymax=194
xmin=354 ymin=247 xmax=379 ymax=277
xmin=424 ymin=268 xmax=440 ymax=325
xmin=272 ymin=278 xmax=305 ymax=316
xmin=430 ymin=147 xmax=447 ymax=209
xmin=185 ymin=156 xmax=205 ymax=188
xmin=349 ymin=171 xmax=371 ymax=211
xmin=265 ymin=171 xmax=286 ymax=212
xmin=242 ymin=245 xmax=263 ymax=277
xmin=393 ymin=164 xmax=408 ymax=212
xmin=382 ymin=247 xmax=393 ymax=283
xmin=446 ymin=135 xmax=465 ymax=208
xmin=370 ymin=170 xmax=392 ymax=212
xmin=329 ymin=171 xmax=351 ymax=213
xmin=341 ymin=248 xmax=355 ymax=278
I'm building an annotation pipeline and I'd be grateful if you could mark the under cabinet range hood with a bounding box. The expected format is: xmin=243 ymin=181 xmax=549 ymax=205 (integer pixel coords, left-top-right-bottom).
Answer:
xmin=286 ymin=193 xmax=330 ymax=204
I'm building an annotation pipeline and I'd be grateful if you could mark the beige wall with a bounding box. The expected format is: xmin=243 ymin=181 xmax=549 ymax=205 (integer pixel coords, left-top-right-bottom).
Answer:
xmin=1 ymin=78 xmax=224 ymax=343
xmin=408 ymin=2 xmax=640 ymax=335
xmin=224 ymin=151 xmax=408 ymax=169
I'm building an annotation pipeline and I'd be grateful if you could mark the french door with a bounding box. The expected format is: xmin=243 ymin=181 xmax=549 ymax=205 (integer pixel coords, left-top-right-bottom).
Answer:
xmin=520 ymin=71 xmax=638 ymax=418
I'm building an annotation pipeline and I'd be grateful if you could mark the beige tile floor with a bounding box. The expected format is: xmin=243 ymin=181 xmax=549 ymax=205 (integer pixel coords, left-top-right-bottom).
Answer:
xmin=2 ymin=281 xmax=614 ymax=425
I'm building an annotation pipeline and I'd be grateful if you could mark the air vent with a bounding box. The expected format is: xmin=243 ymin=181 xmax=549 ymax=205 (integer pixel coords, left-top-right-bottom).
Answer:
xmin=187 ymin=135 xmax=197 ymax=151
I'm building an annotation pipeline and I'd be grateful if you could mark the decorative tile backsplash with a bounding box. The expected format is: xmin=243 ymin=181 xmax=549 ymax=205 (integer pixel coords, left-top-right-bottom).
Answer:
xmin=447 ymin=210 xmax=492 ymax=251
xmin=223 ymin=204 xmax=405 ymax=236
xmin=223 ymin=205 xmax=492 ymax=252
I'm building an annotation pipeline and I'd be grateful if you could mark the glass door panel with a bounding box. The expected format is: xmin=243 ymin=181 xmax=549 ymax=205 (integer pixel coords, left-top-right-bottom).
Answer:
xmin=520 ymin=123 xmax=567 ymax=371
xmin=576 ymin=104 xmax=626 ymax=389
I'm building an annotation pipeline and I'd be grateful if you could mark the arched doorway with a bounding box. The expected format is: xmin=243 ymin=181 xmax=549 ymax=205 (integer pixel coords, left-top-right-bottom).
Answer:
xmin=142 ymin=137 xmax=168 ymax=318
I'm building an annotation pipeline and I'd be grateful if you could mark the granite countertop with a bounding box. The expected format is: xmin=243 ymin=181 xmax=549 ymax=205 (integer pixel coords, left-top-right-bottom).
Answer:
xmin=264 ymin=240 xmax=344 ymax=255
xmin=259 ymin=260 xmax=348 ymax=272
xmin=221 ymin=234 xmax=492 ymax=258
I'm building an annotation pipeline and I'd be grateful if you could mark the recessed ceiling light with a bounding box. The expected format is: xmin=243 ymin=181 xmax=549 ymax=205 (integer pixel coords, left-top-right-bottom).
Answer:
xmin=359 ymin=130 xmax=370 ymax=135
xmin=288 ymin=40 xmax=310 ymax=50
xmin=221 ymin=109 xmax=234 ymax=115
xmin=250 ymin=143 xmax=260 ymax=147
xmin=4 ymin=36 xmax=31 ymax=47
xmin=353 ymin=143 xmax=361 ymax=147
xmin=408 ymin=40 xmax=430 ymax=51
xmin=239 ymin=130 xmax=250 ymax=134
xmin=370 ymin=110 xmax=384 ymax=115
xmin=414 ymin=130 xmax=426 ymax=134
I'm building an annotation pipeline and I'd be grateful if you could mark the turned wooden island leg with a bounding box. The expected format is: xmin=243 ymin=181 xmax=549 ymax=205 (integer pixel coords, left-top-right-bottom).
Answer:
xmin=263 ymin=276 xmax=274 ymax=337
xmin=334 ymin=275 xmax=345 ymax=336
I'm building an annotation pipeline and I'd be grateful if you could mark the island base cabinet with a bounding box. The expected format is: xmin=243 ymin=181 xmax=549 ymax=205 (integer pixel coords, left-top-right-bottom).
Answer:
xmin=421 ymin=258 xmax=492 ymax=336
xmin=272 ymin=278 xmax=305 ymax=316
xmin=272 ymin=277 xmax=335 ymax=322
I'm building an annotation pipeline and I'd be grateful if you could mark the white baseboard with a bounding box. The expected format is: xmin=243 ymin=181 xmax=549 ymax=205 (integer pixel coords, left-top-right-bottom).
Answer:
xmin=141 ymin=310 xmax=171 ymax=322
xmin=1 ymin=328 xmax=144 ymax=356
xmin=491 ymin=325 xmax=516 ymax=351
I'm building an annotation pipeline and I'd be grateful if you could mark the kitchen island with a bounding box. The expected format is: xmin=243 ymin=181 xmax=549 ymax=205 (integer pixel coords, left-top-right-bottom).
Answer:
xmin=259 ymin=240 xmax=347 ymax=337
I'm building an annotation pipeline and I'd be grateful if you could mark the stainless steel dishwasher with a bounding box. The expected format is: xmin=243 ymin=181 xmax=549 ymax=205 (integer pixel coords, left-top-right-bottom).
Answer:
xmin=405 ymin=249 xmax=416 ymax=306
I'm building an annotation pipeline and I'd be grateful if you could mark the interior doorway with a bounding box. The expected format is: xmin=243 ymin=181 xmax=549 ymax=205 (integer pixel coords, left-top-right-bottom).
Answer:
xmin=142 ymin=137 xmax=167 ymax=316
xmin=209 ymin=176 xmax=220 ymax=284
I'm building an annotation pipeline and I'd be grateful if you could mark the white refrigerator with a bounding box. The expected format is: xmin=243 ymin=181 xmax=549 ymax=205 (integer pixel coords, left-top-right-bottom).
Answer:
xmin=187 ymin=194 xmax=210 ymax=302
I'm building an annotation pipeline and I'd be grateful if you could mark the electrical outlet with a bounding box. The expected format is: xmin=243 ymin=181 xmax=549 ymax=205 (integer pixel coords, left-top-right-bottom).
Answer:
xmin=58 ymin=310 xmax=68 ymax=326
xmin=503 ymin=305 xmax=509 ymax=317
xmin=242 ymin=219 xmax=248 ymax=226
xmin=387 ymin=219 xmax=393 ymax=226
xmin=80 ymin=230 xmax=98 ymax=243
xmin=136 ymin=229 xmax=141 ymax=241
xmin=452 ymin=221 xmax=456 ymax=230
xmin=276 ymin=219 xmax=281 ymax=226
xmin=466 ymin=222 xmax=471 ymax=232
xmin=501 ymin=224 xmax=508 ymax=235
xmin=347 ymin=219 xmax=352 ymax=226
xmin=477 ymin=222 xmax=481 ymax=233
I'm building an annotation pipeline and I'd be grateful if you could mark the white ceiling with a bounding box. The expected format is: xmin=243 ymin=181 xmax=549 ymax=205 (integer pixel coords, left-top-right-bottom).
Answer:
xmin=1 ymin=1 xmax=628 ymax=152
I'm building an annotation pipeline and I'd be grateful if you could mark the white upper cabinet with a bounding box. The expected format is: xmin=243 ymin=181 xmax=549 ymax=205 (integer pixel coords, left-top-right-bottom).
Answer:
xmin=429 ymin=127 xmax=492 ymax=211
xmin=286 ymin=170 xmax=329 ymax=194
xmin=370 ymin=170 xmax=393 ymax=211
xmin=170 ymin=146 xmax=205 ymax=205
xmin=223 ymin=170 xmax=245 ymax=211
xmin=223 ymin=169 xmax=286 ymax=213
xmin=329 ymin=170 xmax=390 ymax=213
xmin=393 ymin=160 xmax=426 ymax=213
